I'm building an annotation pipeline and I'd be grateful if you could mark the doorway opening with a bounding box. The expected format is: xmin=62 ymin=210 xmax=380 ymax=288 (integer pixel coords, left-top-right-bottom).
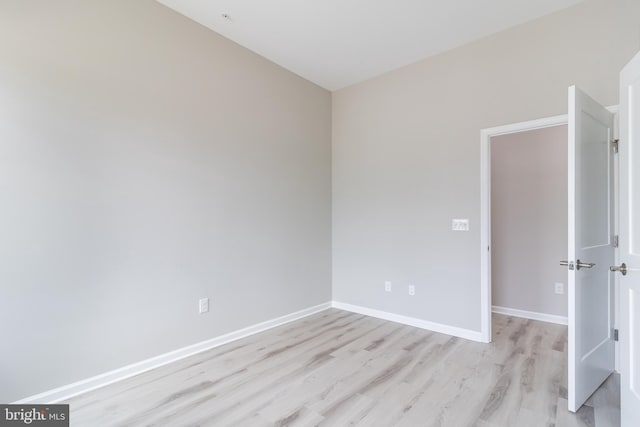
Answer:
xmin=480 ymin=115 xmax=568 ymax=342
xmin=480 ymin=109 xmax=619 ymax=345
xmin=490 ymin=124 xmax=569 ymax=327
xmin=480 ymin=103 xmax=620 ymax=415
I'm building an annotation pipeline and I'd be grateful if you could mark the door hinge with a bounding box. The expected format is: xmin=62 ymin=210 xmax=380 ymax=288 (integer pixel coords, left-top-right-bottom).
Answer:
xmin=614 ymin=329 xmax=619 ymax=341
xmin=613 ymin=235 xmax=619 ymax=248
xmin=612 ymin=139 xmax=619 ymax=153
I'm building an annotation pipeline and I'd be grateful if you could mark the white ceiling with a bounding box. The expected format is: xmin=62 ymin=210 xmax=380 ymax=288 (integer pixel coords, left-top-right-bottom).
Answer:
xmin=157 ymin=0 xmax=584 ymax=91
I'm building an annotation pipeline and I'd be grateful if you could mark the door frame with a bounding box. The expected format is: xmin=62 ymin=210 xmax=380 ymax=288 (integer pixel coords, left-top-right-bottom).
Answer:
xmin=479 ymin=107 xmax=619 ymax=344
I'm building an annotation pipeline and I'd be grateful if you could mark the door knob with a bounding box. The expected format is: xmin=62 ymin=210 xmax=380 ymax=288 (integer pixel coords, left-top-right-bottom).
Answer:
xmin=576 ymin=259 xmax=595 ymax=270
xmin=610 ymin=263 xmax=627 ymax=276
xmin=560 ymin=260 xmax=575 ymax=270
xmin=560 ymin=260 xmax=595 ymax=270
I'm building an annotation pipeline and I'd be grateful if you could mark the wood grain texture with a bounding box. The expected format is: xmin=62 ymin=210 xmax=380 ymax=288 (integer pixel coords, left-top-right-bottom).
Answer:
xmin=66 ymin=310 xmax=619 ymax=426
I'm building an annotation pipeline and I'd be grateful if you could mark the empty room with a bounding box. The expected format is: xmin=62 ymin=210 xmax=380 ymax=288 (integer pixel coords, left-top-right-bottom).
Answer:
xmin=2 ymin=0 xmax=640 ymax=426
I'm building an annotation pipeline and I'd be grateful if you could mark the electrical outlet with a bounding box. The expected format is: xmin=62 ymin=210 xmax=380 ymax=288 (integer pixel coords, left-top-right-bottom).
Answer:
xmin=385 ymin=281 xmax=392 ymax=292
xmin=408 ymin=285 xmax=416 ymax=296
xmin=554 ymin=283 xmax=564 ymax=295
xmin=199 ymin=298 xmax=209 ymax=314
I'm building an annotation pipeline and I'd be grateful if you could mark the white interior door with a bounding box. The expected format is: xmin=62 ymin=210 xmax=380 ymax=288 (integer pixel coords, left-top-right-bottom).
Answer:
xmin=618 ymin=50 xmax=640 ymax=427
xmin=567 ymin=86 xmax=616 ymax=412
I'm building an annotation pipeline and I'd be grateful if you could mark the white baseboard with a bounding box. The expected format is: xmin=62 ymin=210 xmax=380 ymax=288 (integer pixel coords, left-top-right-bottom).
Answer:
xmin=331 ymin=301 xmax=483 ymax=342
xmin=13 ymin=302 xmax=332 ymax=404
xmin=492 ymin=305 xmax=568 ymax=325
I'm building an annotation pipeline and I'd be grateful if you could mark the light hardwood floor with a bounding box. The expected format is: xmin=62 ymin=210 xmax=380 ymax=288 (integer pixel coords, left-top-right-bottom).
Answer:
xmin=67 ymin=309 xmax=620 ymax=426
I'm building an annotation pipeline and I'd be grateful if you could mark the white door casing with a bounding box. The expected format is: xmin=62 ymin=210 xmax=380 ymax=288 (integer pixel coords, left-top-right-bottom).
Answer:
xmin=619 ymin=50 xmax=640 ymax=427
xmin=567 ymin=86 xmax=616 ymax=412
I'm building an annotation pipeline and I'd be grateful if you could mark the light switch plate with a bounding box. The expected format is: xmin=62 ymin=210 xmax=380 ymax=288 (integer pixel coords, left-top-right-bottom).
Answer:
xmin=452 ymin=219 xmax=469 ymax=231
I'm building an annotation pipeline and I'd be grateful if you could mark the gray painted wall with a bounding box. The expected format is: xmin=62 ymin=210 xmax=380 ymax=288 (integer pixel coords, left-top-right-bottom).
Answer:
xmin=0 ymin=0 xmax=331 ymax=402
xmin=491 ymin=126 xmax=568 ymax=317
xmin=332 ymin=0 xmax=640 ymax=331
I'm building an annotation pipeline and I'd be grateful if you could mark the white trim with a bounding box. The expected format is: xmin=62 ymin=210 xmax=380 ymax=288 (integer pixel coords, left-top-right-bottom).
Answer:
xmin=492 ymin=305 xmax=568 ymax=325
xmin=612 ymin=106 xmax=621 ymax=374
xmin=568 ymin=86 xmax=578 ymax=412
xmin=331 ymin=301 xmax=483 ymax=342
xmin=13 ymin=302 xmax=332 ymax=404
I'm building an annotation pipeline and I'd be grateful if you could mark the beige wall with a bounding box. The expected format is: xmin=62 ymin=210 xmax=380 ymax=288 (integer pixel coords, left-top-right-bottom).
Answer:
xmin=0 ymin=0 xmax=331 ymax=402
xmin=491 ymin=126 xmax=568 ymax=317
xmin=332 ymin=0 xmax=640 ymax=331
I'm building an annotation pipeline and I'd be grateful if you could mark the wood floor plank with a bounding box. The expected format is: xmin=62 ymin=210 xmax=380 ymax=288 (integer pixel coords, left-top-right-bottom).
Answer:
xmin=67 ymin=309 xmax=619 ymax=426
xmin=588 ymin=374 xmax=621 ymax=427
